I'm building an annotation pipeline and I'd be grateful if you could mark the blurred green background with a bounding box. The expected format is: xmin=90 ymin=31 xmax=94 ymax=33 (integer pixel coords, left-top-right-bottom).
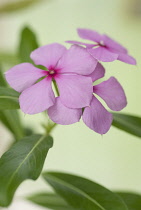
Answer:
xmin=0 ymin=0 xmax=141 ymax=209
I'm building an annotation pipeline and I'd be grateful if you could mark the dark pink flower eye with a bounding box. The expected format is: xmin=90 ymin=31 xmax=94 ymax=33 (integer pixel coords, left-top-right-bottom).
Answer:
xmin=5 ymin=28 xmax=132 ymax=134
xmin=5 ymin=43 xmax=96 ymax=120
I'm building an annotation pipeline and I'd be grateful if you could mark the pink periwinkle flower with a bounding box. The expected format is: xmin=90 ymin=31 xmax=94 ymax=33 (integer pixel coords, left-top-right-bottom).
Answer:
xmin=66 ymin=28 xmax=136 ymax=64
xmin=5 ymin=43 xmax=98 ymax=125
xmin=48 ymin=63 xmax=127 ymax=134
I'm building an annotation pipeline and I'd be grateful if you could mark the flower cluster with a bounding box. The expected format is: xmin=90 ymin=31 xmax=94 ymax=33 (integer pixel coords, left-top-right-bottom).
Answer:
xmin=5 ymin=28 xmax=136 ymax=134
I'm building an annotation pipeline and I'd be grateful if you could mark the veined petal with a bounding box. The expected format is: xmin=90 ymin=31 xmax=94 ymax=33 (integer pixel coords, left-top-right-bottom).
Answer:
xmin=19 ymin=77 xmax=55 ymax=114
xmin=66 ymin=40 xmax=95 ymax=48
xmin=30 ymin=43 xmax=67 ymax=68
xmin=77 ymin=28 xmax=102 ymax=43
xmin=103 ymin=34 xmax=128 ymax=54
xmin=48 ymin=97 xmax=82 ymax=125
xmin=57 ymin=45 xmax=97 ymax=75
xmin=118 ymin=53 xmax=137 ymax=65
xmin=5 ymin=63 xmax=46 ymax=92
xmin=56 ymin=74 xmax=93 ymax=108
xmin=87 ymin=47 xmax=118 ymax=62
xmin=87 ymin=62 xmax=105 ymax=82
xmin=93 ymin=77 xmax=127 ymax=111
xmin=82 ymin=96 xmax=113 ymax=134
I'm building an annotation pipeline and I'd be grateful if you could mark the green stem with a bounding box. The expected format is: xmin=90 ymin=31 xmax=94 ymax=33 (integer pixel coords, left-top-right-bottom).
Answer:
xmin=52 ymin=79 xmax=59 ymax=96
xmin=42 ymin=80 xmax=59 ymax=135
xmin=47 ymin=123 xmax=57 ymax=134
xmin=42 ymin=122 xmax=57 ymax=135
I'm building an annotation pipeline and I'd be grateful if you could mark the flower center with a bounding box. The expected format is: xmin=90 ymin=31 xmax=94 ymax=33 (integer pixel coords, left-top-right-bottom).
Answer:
xmin=49 ymin=70 xmax=55 ymax=75
xmin=47 ymin=66 xmax=61 ymax=78
xmin=99 ymin=40 xmax=105 ymax=46
xmin=47 ymin=68 xmax=57 ymax=78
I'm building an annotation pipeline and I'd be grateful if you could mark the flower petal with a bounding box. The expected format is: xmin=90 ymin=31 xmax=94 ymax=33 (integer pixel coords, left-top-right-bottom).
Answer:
xmin=57 ymin=45 xmax=97 ymax=75
xmin=66 ymin=40 xmax=95 ymax=48
xmin=82 ymin=96 xmax=113 ymax=134
xmin=30 ymin=43 xmax=67 ymax=68
xmin=118 ymin=53 xmax=137 ymax=65
xmin=93 ymin=77 xmax=127 ymax=111
xmin=5 ymin=63 xmax=46 ymax=92
xmin=55 ymin=74 xmax=93 ymax=108
xmin=48 ymin=97 xmax=82 ymax=125
xmin=77 ymin=28 xmax=102 ymax=43
xmin=103 ymin=34 xmax=128 ymax=54
xmin=87 ymin=62 xmax=105 ymax=82
xmin=19 ymin=78 xmax=55 ymax=114
xmin=87 ymin=47 xmax=118 ymax=62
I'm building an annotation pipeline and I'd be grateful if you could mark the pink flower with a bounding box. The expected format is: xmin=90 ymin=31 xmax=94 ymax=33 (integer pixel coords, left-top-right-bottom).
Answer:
xmin=5 ymin=43 xmax=97 ymax=122
xmin=48 ymin=63 xmax=127 ymax=134
xmin=66 ymin=28 xmax=136 ymax=64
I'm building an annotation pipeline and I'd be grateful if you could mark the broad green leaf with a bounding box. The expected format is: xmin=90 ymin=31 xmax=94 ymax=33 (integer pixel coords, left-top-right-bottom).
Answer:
xmin=24 ymin=127 xmax=34 ymax=136
xmin=0 ymin=65 xmax=7 ymax=87
xmin=0 ymin=87 xmax=19 ymax=110
xmin=0 ymin=0 xmax=41 ymax=14
xmin=0 ymin=53 xmax=19 ymax=65
xmin=43 ymin=172 xmax=128 ymax=210
xmin=0 ymin=67 xmax=24 ymax=140
xmin=117 ymin=192 xmax=141 ymax=210
xmin=112 ymin=113 xmax=141 ymax=138
xmin=19 ymin=27 xmax=39 ymax=63
xmin=28 ymin=193 xmax=74 ymax=210
xmin=0 ymin=110 xmax=24 ymax=141
xmin=0 ymin=134 xmax=53 ymax=207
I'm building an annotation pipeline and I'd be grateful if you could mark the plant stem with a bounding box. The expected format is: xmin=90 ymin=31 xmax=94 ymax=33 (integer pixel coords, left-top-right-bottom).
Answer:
xmin=52 ymin=79 xmax=59 ymax=96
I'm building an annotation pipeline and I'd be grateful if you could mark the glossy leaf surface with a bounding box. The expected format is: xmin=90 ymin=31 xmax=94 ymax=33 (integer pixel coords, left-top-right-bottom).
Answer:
xmin=0 ymin=87 xmax=19 ymax=110
xmin=28 ymin=192 xmax=74 ymax=210
xmin=112 ymin=113 xmax=141 ymax=138
xmin=117 ymin=192 xmax=141 ymax=210
xmin=0 ymin=134 xmax=53 ymax=207
xmin=19 ymin=27 xmax=39 ymax=63
xmin=0 ymin=67 xmax=24 ymax=140
xmin=0 ymin=110 xmax=24 ymax=140
xmin=43 ymin=172 xmax=128 ymax=210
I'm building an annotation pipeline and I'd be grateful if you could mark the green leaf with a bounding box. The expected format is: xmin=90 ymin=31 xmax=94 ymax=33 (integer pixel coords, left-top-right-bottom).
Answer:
xmin=117 ymin=192 xmax=141 ymax=210
xmin=0 ymin=67 xmax=24 ymax=140
xmin=19 ymin=27 xmax=39 ymax=63
xmin=0 ymin=65 xmax=7 ymax=87
xmin=28 ymin=192 xmax=74 ymax=210
xmin=0 ymin=0 xmax=41 ymax=14
xmin=0 ymin=53 xmax=19 ymax=65
xmin=0 ymin=110 xmax=24 ymax=140
xmin=0 ymin=134 xmax=53 ymax=207
xmin=112 ymin=113 xmax=141 ymax=138
xmin=0 ymin=87 xmax=19 ymax=110
xmin=24 ymin=127 xmax=34 ymax=136
xmin=43 ymin=172 xmax=128 ymax=210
